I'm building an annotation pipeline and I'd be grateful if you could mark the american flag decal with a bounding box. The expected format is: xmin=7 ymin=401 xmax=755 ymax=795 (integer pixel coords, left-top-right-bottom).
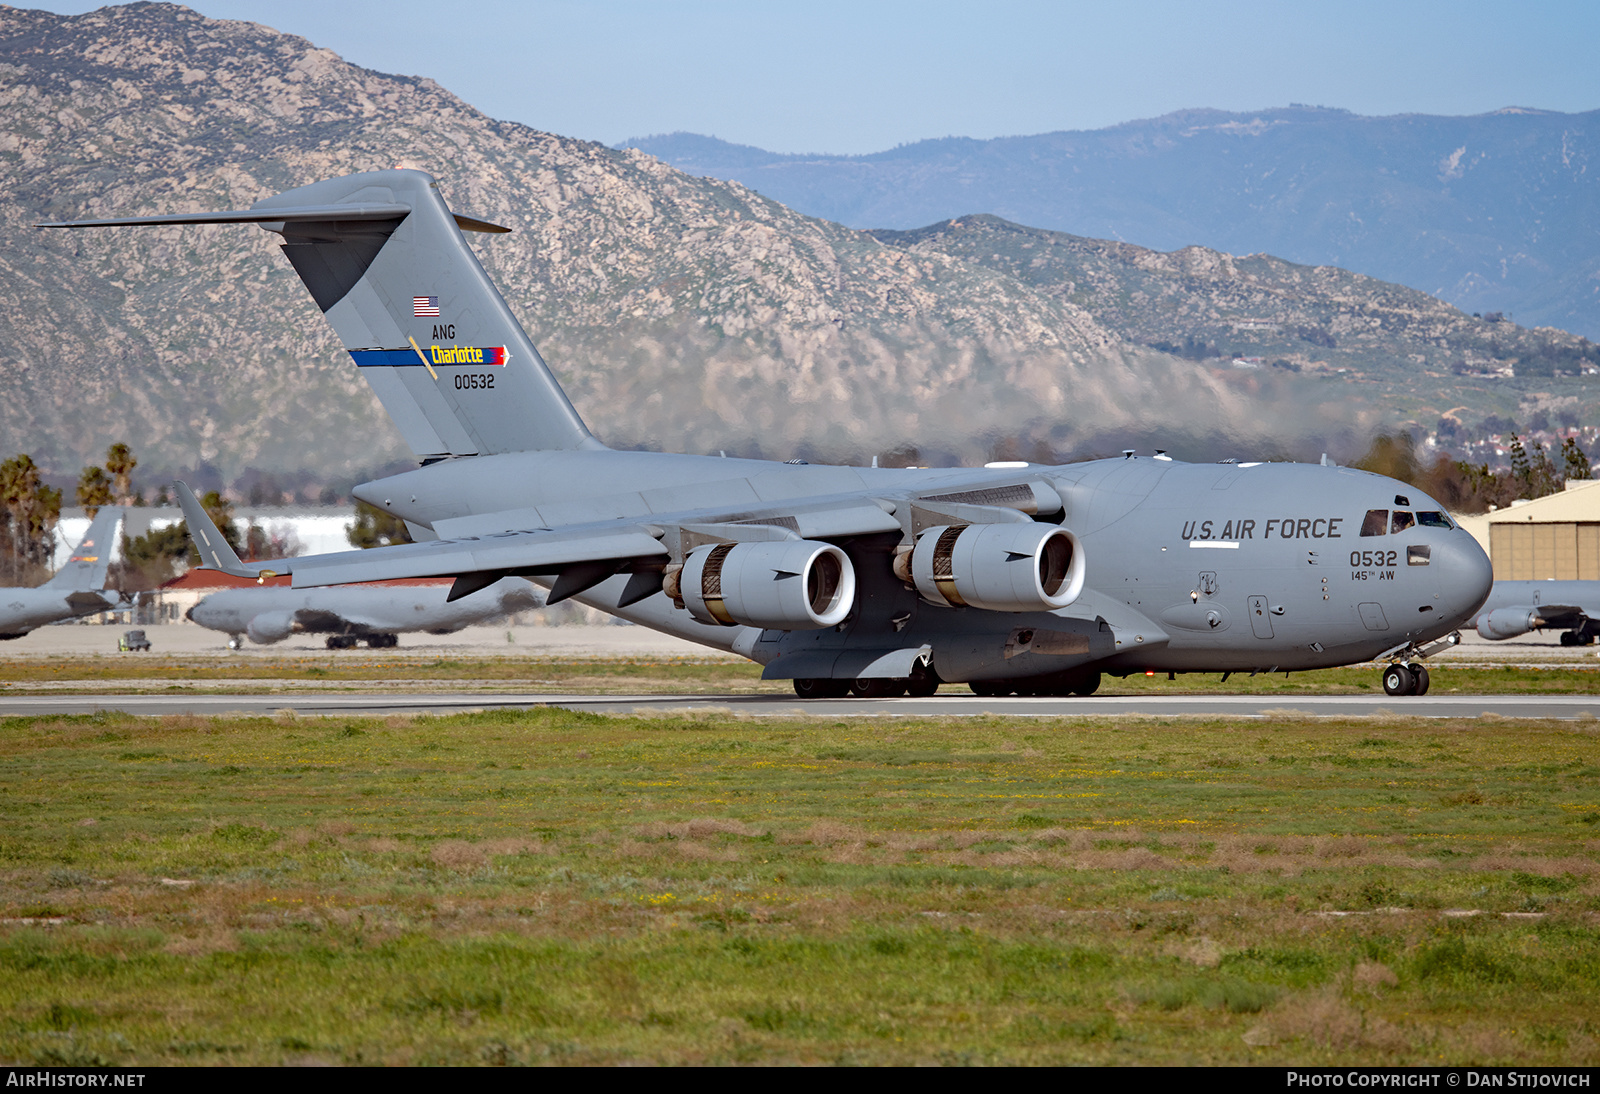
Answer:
xmin=413 ymin=295 xmax=440 ymax=317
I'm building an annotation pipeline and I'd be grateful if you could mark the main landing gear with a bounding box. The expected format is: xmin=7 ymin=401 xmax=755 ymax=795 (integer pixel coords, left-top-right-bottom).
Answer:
xmin=969 ymin=671 xmax=1101 ymax=697
xmin=792 ymin=678 xmax=908 ymax=698
xmin=791 ymin=663 xmax=941 ymax=699
xmin=1382 ymin=661 xmax=1430 ymax=697
xmin=326 ymin=633 xmax=397 ymax=650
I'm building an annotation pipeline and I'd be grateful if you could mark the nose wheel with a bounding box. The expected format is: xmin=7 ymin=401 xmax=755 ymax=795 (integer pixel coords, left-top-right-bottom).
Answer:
xmin=1382 ymin=661 xmax=1430 ymax=696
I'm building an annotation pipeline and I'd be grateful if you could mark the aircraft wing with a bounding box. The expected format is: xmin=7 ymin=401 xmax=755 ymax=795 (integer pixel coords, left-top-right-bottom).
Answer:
xmin=284 ymin=530 xmax=669 ymax=587
xmin=175 ymin=481 xmax=667 ymax=589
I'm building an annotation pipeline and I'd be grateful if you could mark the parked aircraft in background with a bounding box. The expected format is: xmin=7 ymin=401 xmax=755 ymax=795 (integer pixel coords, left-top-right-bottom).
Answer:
xmin=187 ymin=577 xmax=540 ymax=648
xmin=0 ymin=508 xmax=124 ymax=639
xmin=47 ymin=169 xmax=1493 ymax=697
xmin=1473 ymin=580 xmax=1600 ymax=645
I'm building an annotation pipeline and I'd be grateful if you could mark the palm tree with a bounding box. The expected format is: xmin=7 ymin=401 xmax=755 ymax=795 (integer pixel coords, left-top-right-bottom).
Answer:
xmin=0 ymin=455 xmax=41 ymax=582
xmin=104 ymin=443 xmax=137 ymax=505
xmin=77 ymin=465 xmax=114 ymax=518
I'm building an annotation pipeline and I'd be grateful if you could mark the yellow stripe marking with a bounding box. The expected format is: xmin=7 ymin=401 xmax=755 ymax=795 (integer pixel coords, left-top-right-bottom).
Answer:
xmin=408 ymin=336 xmax=438 ymax=379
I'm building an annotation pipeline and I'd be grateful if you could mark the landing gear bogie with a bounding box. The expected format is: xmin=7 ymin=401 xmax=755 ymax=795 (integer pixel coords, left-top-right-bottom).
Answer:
xmin=792 ymin=678 xmax=850 ymax=699
xmin=851 ymin=677 xmax=907 ymax=699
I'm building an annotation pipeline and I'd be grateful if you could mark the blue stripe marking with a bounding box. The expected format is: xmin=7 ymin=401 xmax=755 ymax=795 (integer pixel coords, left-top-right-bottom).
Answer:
xmin=350 ymin=349 xmax=423 ymax=367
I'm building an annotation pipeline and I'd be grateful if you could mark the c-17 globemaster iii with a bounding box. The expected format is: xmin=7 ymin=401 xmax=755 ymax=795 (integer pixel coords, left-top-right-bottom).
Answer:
xmin=0 ymin=507 xmax=124 ymax=640
xmin=45 ymin=169 xmax=1494 ymax=698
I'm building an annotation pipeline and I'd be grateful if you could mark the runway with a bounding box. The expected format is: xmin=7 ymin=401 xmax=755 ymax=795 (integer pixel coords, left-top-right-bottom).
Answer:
xmin=5 ymin=690 xmax=1600 ymax=719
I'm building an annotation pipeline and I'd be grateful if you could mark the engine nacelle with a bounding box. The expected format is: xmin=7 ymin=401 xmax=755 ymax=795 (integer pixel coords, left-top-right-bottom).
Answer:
xmin=908 ymin=523 xmax=1085 ymax=612
xmin=1476 ymin=607 xmax=1543 ymax=641
xmin=681 ymin=540 xmax=855 ymax=629
xmin=245 ymin=610 xmax=296 ymax=644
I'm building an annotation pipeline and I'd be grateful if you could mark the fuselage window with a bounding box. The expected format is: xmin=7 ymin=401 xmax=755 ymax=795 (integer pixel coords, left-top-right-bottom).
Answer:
xmin=1360 ymin=509 xmax=1389 ymax=537
xmin=1416 ymin=511 xmax=1453 ymax=529
xmin=1391 ymin=511 xmax=1415 ymax=534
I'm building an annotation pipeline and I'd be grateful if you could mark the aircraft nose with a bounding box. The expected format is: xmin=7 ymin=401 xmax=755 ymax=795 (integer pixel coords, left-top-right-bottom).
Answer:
xmin=1432 ymin=530 xmax=1494 ymax=626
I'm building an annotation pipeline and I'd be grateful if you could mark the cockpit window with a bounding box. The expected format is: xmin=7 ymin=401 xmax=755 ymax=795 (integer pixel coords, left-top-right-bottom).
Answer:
xmin=1360 ymin=509 xmax=1388 ymax=537
xmin=1391 ymin=510 xmax=1415 ymax=534
xmin=1416 ymin=511 xmax=1453 ymax=529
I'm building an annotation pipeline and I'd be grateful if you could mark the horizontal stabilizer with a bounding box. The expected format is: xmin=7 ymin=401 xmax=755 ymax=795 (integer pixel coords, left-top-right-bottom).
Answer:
xmin=36 ymin=204 xmax=412 ymax=228
xmin=38 ymin=206 xmax=510 ymax=235
xmin=451 ymin=214 xmax=512 ymax=234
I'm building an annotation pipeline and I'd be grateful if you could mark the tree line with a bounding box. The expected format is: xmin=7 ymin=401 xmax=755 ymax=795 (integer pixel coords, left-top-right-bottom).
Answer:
xmin=1 ymin=444 xmax=407 ymax=590
xmin=1356 ymin=433 xmax=1592 ymax=513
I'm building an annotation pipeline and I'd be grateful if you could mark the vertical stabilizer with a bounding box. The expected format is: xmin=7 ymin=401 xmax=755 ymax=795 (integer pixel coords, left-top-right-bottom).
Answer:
xmin=259 ymin=170 xmax=598 ymax=457
xmin=45 ymin=507 xmax=121 ymax=590
xmin=40 ymin=170 xmax=600 ymax=457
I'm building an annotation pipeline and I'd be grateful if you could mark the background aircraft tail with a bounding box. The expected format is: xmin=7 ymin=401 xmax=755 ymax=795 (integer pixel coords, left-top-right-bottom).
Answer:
xmin=44 ymin=507 xmax=121 ymax=590
xmin=41 ymin=170 xmax=599 ymax=457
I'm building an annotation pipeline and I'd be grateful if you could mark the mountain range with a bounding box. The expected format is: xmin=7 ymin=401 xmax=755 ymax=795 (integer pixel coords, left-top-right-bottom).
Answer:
xmin=0 ymin=3 xmax=1593 ymax=491
xmin=628 ymin=107 xmax=1600 ymax=340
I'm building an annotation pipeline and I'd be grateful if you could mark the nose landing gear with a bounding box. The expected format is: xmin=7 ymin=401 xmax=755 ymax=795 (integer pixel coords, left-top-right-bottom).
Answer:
xmin=1382 ymin=661 xmax=1430 ymax=696
xmin=1378 ymin=631 xmax=1459 ymax=696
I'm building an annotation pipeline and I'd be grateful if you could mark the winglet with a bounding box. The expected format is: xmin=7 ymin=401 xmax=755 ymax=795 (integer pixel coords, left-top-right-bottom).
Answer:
xmin=175 ymin=481 xmax=285 ymax=580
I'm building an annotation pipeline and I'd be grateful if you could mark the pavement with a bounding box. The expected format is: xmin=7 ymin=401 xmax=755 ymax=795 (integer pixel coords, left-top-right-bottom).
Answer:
xmin=3 ymin=690 xmax=1599 ymax=719
xmin=0 ymin=621 xmax=739 ymax=659
xmin=4 ymin=621 xmax=1599 ymax=720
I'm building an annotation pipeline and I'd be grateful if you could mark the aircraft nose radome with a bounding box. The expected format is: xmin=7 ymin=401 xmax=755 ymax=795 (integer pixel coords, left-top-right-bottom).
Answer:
xmin=1436 ymin=532 xmax=1494 ymax=622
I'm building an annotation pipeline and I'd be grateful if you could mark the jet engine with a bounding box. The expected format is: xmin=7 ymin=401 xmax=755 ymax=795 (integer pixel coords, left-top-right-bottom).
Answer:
xmin=1476 ymin=607 xmax=1543 ymax=641
xmin=904 ymin=523 xmax=1084 ymax=612
xmin=245 ymin=610 xmax=297 ymax=644
xmin=677 ymin=540 xmax=855 ymax=629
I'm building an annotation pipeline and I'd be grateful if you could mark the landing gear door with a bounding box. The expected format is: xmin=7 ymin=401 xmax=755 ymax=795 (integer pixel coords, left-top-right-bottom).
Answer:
xmin=1247 ymin=594 xmax=1273 ymax=639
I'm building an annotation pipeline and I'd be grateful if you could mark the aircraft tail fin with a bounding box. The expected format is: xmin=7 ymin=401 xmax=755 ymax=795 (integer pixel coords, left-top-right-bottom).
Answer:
xmin=40 ymin=170 xmax=599 ymax=458
xmin=44 ymin=507 xmax=122 ymax=590
xmin=174 ymin=482 xmax=278 ymax=581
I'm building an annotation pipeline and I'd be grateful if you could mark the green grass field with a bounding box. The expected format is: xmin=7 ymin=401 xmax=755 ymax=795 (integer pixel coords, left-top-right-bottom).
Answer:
xmin=2 ymin=706 xmax=1597 ymax=1065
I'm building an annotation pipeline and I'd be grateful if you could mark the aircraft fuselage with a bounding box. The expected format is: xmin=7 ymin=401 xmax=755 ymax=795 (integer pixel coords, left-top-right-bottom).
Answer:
xmin=0 ymin=587 xmax=116 ymax=640
xmin=354 ymin=449 xmax=1492 ymax=681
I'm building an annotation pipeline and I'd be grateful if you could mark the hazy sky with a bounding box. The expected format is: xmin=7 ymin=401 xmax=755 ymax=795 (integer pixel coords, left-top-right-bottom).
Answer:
xmin=27 ymin=1 xmax=1600 ymax=154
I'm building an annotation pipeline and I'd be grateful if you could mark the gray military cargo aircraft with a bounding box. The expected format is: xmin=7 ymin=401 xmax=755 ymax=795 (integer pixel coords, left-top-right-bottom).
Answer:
xmin=0 ymin=507 xmax=124 ymax=640
xmin=45 ymin=169 xmax=1494 ymax=698
xmin=1473 ymin=580 xmax=1600 ymax=646
xmin=187 ymin=577 xmax=540 ymax=649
